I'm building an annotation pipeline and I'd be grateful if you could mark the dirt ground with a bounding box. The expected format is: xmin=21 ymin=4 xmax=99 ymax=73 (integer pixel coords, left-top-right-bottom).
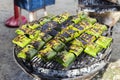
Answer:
xmin=0 ymin=0 xmax=120 ymax=80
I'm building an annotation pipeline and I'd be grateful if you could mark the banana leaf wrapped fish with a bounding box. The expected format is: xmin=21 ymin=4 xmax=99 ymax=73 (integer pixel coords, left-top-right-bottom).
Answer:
xmin=56 ymin=25 xmax=81 ymax=43
xmin=76 ymin=13 xmax=97 ymax=25
xmin=46 ymin=39 xmax=65 ymax=52
xmin=85 ymin=28 xmax=103 ymax=37
xmin=15 ymin=28 xmax=40 ymax=39
xmin=69 ymin=39 xmax=84 ymax=56
xmin=71 ymin=39 xmax=84 ymax=47
xmin=53 ymin=13 xmax=69 ymax=24
xmin=74 ymin=24 xmax=84 ymax=30
xmin=85 ymin=23 xmax=107 ymax=37
xmin=56 ymin=31 xmax=73 ymax=43
xmin=40 ymin=21 xmax=60 ymax=32
xmin=96 ymin=36 xmax=112 ymax=48
xmin=84 ymin=43 xmax=103 ymax=57
xmin=72 ymin=16 xmax=81 ymax=24
xmin=79 ymin=21 xmax=93 ymax=30
xmin=76 ymin=37 xmax=88 ymax=46
xmin=85 ymin=17 xmax=97 ymax=25
xmin=80 ymin=33 xmax=96 ymax=43
xmin=39 ymin=32 xmax=53 ymax=42
xmin=38 ymin=16 xmax=53 ymax=26
xmin=69 ymin=45 xmax=83 ymax=57
xmin=60 ymin=12 xmax=70 ymax=20
xmin=25 ymin=21 xmax=40 ymax=29
xmin=47 ymin=29 xmax=58 ymax=37
xmin=56 ymin=51 xmax=76 ymax=67
xmin=80 ymin=13 xmax=97 ymax=24
xmin=29 ymin=38 xmax=45 ymax=50
xmin=17 ymin=45 xmax=38 ymax=60
xmin=66 ymin=25 xmax=82 ymax=38
xmin=12 ymin=35 xmax=31 ymax=48
xmin=38 ymin=21 xmax=61 ymax=37
xmin=74 ymin=23 xmax=88 ymax=34
xmin=72 ymin=13 xmax=88 ymax=24
xmin=94 ymin=23 xmax=107 ymax=31
xmin=27 ymin=15 xmax=53 ymax=31
xmin=17 ymin=21 xmax=40 ymax=30
xmin=38 ymin=47 xmax=57 ymax=60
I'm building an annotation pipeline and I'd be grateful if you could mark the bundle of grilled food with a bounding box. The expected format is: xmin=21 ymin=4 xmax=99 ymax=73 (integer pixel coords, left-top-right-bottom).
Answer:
xmin=12 ymin=13 xmax=113 ymax=68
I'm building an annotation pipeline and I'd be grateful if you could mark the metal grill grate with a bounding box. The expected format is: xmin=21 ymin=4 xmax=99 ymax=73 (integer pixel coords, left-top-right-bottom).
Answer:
xmin=14 ymin=45 xmax=112 ymax=79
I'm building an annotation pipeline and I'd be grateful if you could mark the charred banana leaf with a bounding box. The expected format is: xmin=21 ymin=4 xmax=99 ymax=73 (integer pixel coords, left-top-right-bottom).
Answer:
xmin=56 ymin=51 xmax=76 ymax=67
xmin=72 ymin=16 xmax=81 ymax=24
xmin=17 ymin=45 xmax=38 ymax=60
xmin=84 ymin=43 xmax=103 ymax=57
xmin=53 ymin=13 xmax=69 ymax=24
xmin=94 ymin=23 xmax=107 ymax=31
xmin=69 ymin=45 xmax=83 ymax=57
xmin=85 ymin=23 xmax=107 ymax=37
xmin=20 ymin=20 xmax=40 ymax=29
xmin=74 ymin=24 xmax=86 ymax=32
xmin=69 ymin=39 xmax=84 ymax=56
xmin=80 ymin=13 xmax=97 ymax=24
xmin=12 ymin=35 xmax=31 ymax=48
xmin=39 ymin=32 xmax=53 ymax=42
xmin=66 ymin=25 xmax=82 ymax=38
xmin=38 ymin=16 xmax=53 ymax=26
xmin=57 ymin=31 xmax=73 ymax=43
xmin=40 ymin=21 xmax=60 ymax=32
xmin=85 ymin=17 xmax=97 ymax=25
xmin=79 ymin=21 xmax=93 ymax=30
xmin=15 ymin=28 xmax=40 ymax=39
xmin=72 ymin=13 xmax=88 ymax=24
xmin=46 ymin=39 xmax=65 ymax=52
xmin=71 ymin=39 xmax=84 ymax=47
xmin=76 ymin=37 xmax=88 ymax=46
xmin=57 ymin=25 xmax=81 ymax=43
xmin=47 ymin=29 xmax=58 ymax=37
xmin=77 ymin=13 xmax=97 ymax=24
xmin=39 ymin=47 xmax=57 ymax=60
xmin=29 ymin=38 xmax=45 ymax=50
xmin=96 ymin=36 xmax=112 ymax=48
xmin=27 ymin=21 xmax=40 ymax=29
xmin=85 ymin=28 xmax=103 ymax=37
xmin=80 ymin=33 xmax=96 ymax=43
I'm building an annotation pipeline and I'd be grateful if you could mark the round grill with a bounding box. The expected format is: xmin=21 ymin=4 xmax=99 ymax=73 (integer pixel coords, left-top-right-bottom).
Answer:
xmin=13 ymin=14 xmax=113 ymax=80
xmin=14 ymin=45 xmax=112 ymax=80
